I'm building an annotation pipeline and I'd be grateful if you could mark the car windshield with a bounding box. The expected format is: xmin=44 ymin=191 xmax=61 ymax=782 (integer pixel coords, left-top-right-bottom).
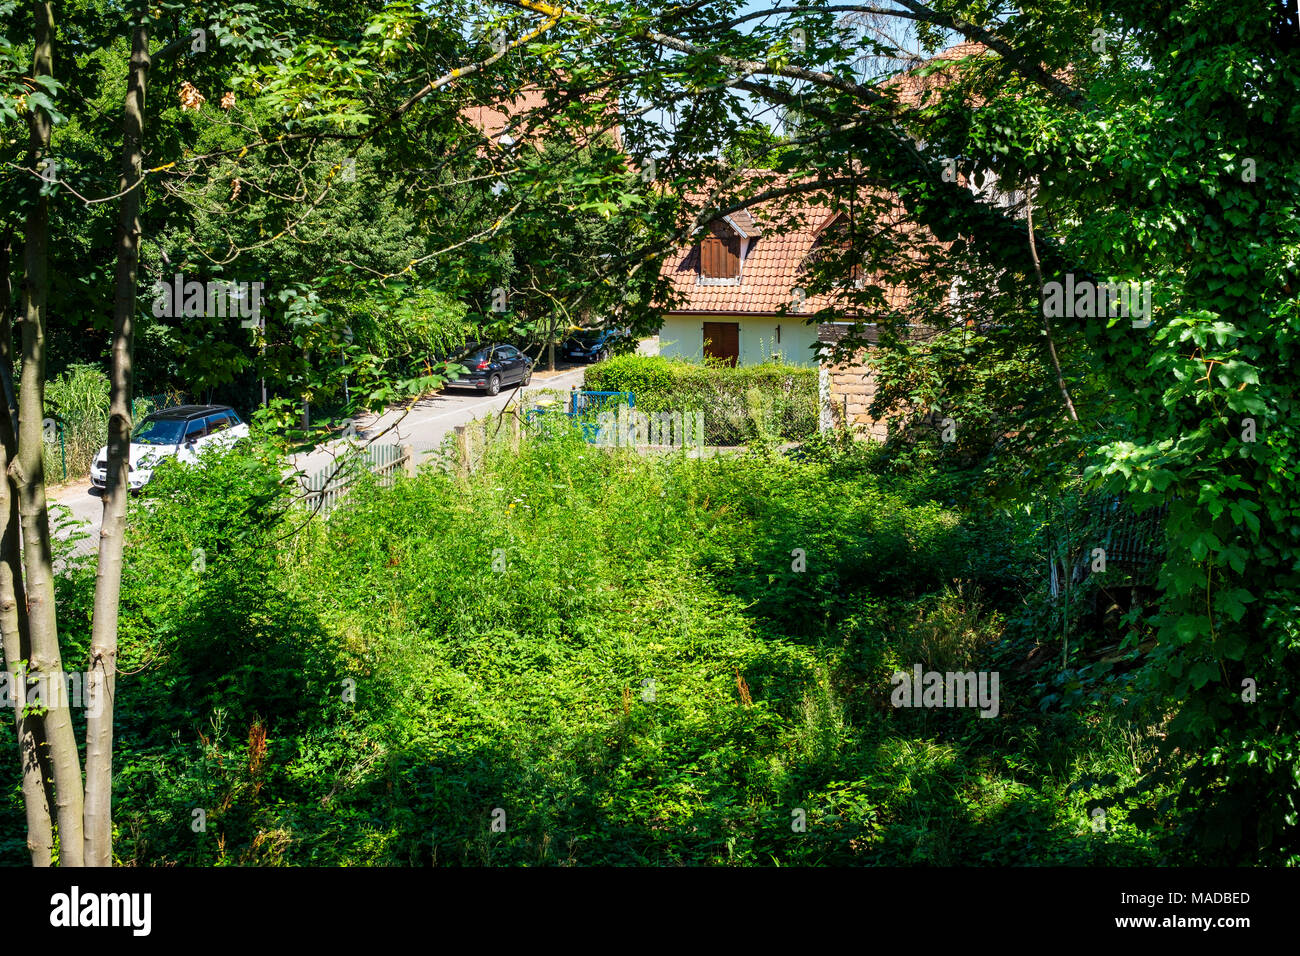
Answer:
xmin=574 ymin=331 xmax=601 ymax=344
xmin=131 ymin=417 xmax=187 ymax=445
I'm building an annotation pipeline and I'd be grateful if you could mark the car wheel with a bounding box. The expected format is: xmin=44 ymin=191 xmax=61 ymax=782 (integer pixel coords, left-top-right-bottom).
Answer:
xmin=487 ymin=374 xmax=501 ymax=396
xmin=597 ymin=348 xmax=610 ymax=362
xmin=521 ymin=367 xmax=532 ymax=387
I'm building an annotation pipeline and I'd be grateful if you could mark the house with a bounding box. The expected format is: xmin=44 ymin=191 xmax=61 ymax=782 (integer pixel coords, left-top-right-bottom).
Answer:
xmin=656 ymin=41 xmax=1023 ymax=440
xmin=658 ymin=195 xmax=893 ymax=367
xmin=656 ymin=176 xmax=925 ymax=440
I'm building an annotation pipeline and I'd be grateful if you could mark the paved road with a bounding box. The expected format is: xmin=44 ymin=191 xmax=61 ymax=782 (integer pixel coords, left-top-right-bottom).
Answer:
xmin=52 ymin=365 xmax=587 ymax=552
xmin=294 ymin=365 xmax=586 ymax=478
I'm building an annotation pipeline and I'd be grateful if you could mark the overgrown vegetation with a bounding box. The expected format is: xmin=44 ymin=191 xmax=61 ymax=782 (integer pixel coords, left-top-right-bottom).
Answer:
xmin=40 ymin=364 xmax=109 ymax=482
xmin=2 ymin=0 xmax=1296 ymax=870
xmin=0 ymin=430 xmax=1177 ymax=865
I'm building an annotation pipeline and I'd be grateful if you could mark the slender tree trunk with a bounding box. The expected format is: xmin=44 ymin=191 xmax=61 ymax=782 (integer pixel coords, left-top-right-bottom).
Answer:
xmin=0 ymin=229 xmax=55 ymax=867
xmin=84 ymin=18 xmax=149 ymax=867
xmin=548 ymin=313 xmax=558 ymax=372
xmin=1026 ymin=186 xmax=1078 ymax=423
xmin=14 ymin=0 xmax=85 ymax=866
xmin=0 ymin=404 xmax=52 ymax=867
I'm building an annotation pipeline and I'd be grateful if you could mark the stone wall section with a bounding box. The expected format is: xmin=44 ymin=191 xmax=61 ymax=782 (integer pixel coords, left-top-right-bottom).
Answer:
xmin=817 ymin=325 xmax=888 ymax=441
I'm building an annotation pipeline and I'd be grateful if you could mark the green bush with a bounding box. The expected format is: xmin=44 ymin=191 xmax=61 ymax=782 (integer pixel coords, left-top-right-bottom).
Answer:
xmin=582 ymin=353 xmax=679 ymax=400
xmin=586 ymin=354 xmax=818 ymax=445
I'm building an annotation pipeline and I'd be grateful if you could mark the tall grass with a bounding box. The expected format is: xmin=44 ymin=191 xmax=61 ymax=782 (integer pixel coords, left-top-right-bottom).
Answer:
xmin=43 ymin=364 xmax=110 ymax=482
xmin=40 ymin=365 xmax=186 ymax=483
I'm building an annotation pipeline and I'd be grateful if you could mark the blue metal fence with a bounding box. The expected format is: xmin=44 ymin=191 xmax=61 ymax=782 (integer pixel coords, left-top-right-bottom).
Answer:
xmin=525 ymin=391 xmax=635 ymax=443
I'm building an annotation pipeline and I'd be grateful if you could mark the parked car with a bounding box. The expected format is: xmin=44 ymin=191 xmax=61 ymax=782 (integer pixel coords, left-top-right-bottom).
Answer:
xmin=445 ymin=342 xmax=533 ymax=395
xmin=563 ymin=327 xmax=629 ymax=363
xmin=90 ymin=404 xmax=250 ymax=492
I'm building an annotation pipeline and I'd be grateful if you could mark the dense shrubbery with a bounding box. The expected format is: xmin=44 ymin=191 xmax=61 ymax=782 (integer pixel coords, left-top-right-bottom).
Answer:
xmin=0 ymin=429 xmax=1179 ymax=865
xmin=586 ymin=354 xmax=818 ymax=445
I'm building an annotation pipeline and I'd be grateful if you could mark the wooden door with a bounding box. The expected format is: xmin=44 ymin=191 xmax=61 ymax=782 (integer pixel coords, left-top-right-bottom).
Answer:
xmin=702 ymin=322 xmax=739 ymax=366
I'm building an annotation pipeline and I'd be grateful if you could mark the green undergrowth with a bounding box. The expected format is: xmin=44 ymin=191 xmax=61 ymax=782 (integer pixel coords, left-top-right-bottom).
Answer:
xmin=1 ymin=426 xmax=1175 ymax=865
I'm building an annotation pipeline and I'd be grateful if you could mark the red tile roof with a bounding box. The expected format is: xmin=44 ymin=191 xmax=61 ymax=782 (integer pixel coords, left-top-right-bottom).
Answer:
xmin=661 ymin=43 xmax=987 ymax=319
xmin=663 ymin=186 xmax=920 ymax=318
xmin=461 ymin=86 xmax=623 ymax=149
xmin=462 ymin=88 xmax=550 ymax=141
xmin=885 ymin=41 xmax=991 ymax=107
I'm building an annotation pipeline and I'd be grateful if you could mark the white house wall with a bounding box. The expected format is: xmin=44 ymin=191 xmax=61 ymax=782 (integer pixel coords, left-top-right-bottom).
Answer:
xmin=657 ymin=315 xmax=821 ymax=368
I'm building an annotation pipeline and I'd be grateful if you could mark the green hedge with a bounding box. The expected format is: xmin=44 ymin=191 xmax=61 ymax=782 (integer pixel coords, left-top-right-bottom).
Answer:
xmin=585 ymin=354 xmax=818 ymax=445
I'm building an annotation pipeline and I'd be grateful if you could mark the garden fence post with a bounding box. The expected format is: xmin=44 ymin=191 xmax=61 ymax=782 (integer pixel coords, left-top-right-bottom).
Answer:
xmin=402 ymin=444 xmax=415 ymax=478
xmin=454 ymin=425 xmax=470 ymax=476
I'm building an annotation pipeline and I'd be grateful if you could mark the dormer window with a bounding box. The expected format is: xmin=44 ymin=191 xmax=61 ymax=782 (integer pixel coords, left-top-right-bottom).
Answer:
xmin=698 ymin=221 xmax=742 ymax=284
xmin=695 ymin=211 xmax=759 ymax=286
xmin=701 ymin=230 xmax=740 ymax=279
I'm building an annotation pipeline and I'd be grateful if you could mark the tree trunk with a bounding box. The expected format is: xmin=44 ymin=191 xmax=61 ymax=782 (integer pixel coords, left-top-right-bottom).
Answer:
xmin=1026 ymin=187 xmax=1078 ymax=423
xmin=0 ymin=230 xmax=55 ymax=867
xmin=13 ymin=0 xmax=85 ymax=866
xmin=84 ymin=18 xmax=149 ymax=867
xmin=0 ymin=399 xmax=52 ymax=867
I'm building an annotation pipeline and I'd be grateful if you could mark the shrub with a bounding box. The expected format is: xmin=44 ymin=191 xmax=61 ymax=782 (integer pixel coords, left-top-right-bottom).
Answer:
xmin=587 ymin=354 xmax=817 ymax=444
xmin=892 ymin=586 xmax=1003 ymax=674
xmin=582 ymin=354 xmax=678 ymax=404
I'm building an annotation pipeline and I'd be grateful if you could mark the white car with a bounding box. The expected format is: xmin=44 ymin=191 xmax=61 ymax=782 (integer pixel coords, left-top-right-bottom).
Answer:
xmin=90 ymin=404 xmax=250 ymax=491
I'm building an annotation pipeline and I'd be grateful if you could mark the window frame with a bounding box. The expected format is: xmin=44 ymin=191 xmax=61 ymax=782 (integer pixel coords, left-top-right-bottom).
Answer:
xmin=183 ymin=418 xmax=208 ymax=442
xmin=205 ymin=412 xmax=235 ymax=435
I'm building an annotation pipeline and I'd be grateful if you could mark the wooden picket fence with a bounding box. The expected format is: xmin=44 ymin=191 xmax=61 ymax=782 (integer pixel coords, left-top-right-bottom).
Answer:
xmin=301 ymin=442 xmax=415 ymax=516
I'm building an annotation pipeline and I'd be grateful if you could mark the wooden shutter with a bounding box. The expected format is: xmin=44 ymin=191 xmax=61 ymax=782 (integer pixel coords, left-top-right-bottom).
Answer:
xmin=701 ymin=236 xmax=719 ymax=277
xmin=720 ymin=233 xmax=739 ymax=276
xmin=700 ymin=226 xmax=741 ymax=279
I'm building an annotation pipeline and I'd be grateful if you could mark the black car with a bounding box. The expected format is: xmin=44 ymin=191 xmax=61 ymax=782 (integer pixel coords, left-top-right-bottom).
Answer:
xmin=563 ymin=327 xmax=628 ymax=363
xmin=446 ymin=343 xmax=533 ymax=395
